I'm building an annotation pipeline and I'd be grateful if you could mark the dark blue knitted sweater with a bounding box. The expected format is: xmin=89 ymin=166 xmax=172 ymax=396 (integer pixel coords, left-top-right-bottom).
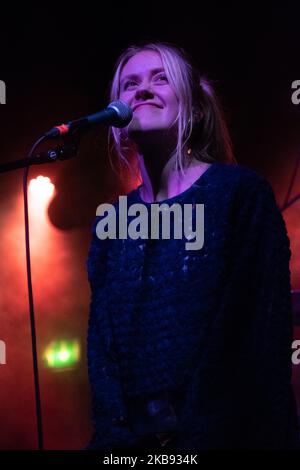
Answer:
xmin=86 ymin=161 xmax=299 ymax=450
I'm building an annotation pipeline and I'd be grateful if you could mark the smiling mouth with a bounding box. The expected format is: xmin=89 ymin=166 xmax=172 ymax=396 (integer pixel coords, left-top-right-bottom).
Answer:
xmin=134 ymin=104 xmax=163 ymax=111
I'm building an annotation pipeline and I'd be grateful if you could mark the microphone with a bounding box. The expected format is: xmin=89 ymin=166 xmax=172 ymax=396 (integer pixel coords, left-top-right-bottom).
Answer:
xmin=44 ymin=100 xmax=133 ymax=138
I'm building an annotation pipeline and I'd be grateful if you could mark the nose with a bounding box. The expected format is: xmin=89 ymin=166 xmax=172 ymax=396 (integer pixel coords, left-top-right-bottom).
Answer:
xmin=135 ymin=81 xmax=154 ymax=101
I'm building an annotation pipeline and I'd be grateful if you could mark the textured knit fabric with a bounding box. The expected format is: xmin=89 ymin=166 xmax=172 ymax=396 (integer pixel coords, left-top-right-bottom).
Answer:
xmin=86 ymin=161 xmax=299 ymax=450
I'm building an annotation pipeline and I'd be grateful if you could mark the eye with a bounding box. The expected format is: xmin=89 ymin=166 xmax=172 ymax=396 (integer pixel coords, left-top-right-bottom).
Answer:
xmin=123 ymin=80 xmax=137 ymax=90
xmin=155 ymin=73 xmax=168 ymax=83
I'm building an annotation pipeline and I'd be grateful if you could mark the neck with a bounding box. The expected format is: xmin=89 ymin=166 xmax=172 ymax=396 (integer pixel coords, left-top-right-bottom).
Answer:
xmin=137 ymin=147 xmax=211 ymax=203
xmin=132 ymin=130 xmax=176 ymax=202
xmin=130 ymin=130 xmax=211 ymax=203
xmin=137 ymin=148 xmax=173 ymax=202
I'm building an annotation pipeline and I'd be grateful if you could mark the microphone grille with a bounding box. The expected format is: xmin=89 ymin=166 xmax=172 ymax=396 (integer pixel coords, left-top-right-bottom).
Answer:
xmin=108 ymin=100 xmax=133 ymax=128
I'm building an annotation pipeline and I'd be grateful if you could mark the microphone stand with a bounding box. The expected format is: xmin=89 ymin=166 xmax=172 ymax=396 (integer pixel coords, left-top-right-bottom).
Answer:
xmin=279 ymin=153 xmax=300 ymax=326
xmin=0 ymin=132 xmax=81 ymax=450
xmin=280 ymin=152 xmax=300 ymax=213
xmin=0 ymin=141 xmax=79 ymax=174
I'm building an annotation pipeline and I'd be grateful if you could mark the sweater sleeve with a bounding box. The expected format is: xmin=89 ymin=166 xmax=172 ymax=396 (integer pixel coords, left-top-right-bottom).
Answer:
xmin=222 ymin=175 xmax=298 ymax=449
xmin=86 ymin=217 xmax=140 ymax=450
xmin=178 ymin=173 xmax=299 ymax=450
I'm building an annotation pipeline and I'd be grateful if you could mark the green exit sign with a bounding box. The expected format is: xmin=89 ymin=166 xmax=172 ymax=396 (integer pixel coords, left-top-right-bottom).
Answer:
xmin=43 ymin=339 xmax=81 ymax=369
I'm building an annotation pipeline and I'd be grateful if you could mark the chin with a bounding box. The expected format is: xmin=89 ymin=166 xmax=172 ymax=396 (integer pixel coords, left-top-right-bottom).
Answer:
xmin=128 ymin=126 xmax=169 ymax=141
xmin=128 ymin=120 xmax=167 ymax=134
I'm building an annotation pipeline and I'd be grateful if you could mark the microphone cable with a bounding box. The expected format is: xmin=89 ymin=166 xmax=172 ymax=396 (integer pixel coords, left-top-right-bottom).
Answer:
xmin=23 ymin=135 xmax=47 ymax=450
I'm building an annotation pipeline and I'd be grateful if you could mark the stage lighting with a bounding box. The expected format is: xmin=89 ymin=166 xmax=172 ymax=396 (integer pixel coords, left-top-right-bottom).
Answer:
xmin=29 ymin=176 xmax=55 ymax=201
xmin=43 ymin=339 xmax=80 ymax=370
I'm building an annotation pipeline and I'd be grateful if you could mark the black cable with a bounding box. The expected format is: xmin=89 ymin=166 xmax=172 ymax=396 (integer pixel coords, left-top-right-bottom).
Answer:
xmin=23 ymin=135 xmax=47 ymax=450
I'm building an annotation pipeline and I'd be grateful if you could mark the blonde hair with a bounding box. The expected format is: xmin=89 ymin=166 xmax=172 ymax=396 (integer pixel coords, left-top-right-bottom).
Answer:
xmin=108 ymin=42 xmax=237 ymax=181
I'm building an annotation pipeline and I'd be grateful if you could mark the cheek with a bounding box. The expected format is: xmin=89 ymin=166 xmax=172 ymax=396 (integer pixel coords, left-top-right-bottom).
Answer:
xmin=164 ymin=89 xmax=179 ymax=109
xmin=118 ymin=90 xmax=131 ymax=104
xmin=166 ymin=95 xmax=179 ymax=120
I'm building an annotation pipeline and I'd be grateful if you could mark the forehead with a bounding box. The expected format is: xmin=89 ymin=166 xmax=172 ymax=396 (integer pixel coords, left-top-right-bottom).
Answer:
xmin=120 ymin=50 xmax=164 ymax=78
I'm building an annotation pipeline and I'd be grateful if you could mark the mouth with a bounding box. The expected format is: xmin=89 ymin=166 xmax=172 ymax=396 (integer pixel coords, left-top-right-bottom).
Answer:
xmin=133 ymin=103 xmax=163 ymax=112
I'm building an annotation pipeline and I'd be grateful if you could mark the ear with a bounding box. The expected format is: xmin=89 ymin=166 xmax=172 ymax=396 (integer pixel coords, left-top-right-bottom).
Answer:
xmin=187 ymin=110 xmax=205 ymax=150
xmin=193 ymin=106 xmax=204 ymax=123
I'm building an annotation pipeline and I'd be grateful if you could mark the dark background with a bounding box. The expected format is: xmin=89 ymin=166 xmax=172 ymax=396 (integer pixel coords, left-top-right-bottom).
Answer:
xmin=0 ymin=4 xmax=300 ymax=449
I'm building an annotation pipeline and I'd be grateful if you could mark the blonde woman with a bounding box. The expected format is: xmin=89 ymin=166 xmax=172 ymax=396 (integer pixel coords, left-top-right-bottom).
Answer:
xmin=86 ymin=42 xmax=299 ymax=451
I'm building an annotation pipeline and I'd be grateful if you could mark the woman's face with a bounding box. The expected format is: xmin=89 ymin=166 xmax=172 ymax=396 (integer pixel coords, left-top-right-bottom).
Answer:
xmin=119 ymin=50 xmax=179 ymax=139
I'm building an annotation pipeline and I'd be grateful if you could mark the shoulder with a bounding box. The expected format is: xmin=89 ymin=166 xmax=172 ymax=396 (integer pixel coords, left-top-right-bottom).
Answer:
xmin=213 ymin=161 xmax=272 ymax=188
xmin=219 ymin=164 xmax=289 ymax=247
xmin=212 ymin=162 xmax=277 ymax=205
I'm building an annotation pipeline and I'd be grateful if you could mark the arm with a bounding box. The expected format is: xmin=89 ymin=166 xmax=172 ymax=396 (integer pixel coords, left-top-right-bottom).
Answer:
xmin=178 ymin=174 xmax=299 ymax=450
xmin=86 ymin=217 xmax=139 ymax=450
xmin=226 ymin=175 xmax=298 ymax=448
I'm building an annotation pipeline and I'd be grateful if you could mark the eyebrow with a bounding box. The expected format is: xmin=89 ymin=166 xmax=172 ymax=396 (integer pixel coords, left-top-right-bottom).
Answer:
xmin=120 ymin=68 xmax=165 ymax=86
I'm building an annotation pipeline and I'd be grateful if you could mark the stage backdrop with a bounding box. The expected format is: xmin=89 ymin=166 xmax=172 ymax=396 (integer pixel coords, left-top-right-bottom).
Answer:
xmin=0 ymin=5 xmax=300 ymax=449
